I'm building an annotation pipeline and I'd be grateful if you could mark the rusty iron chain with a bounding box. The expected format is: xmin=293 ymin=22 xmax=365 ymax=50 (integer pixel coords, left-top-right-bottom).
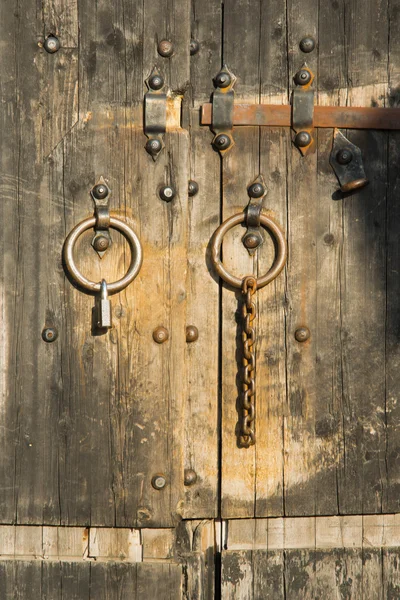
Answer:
xmin=239 ymin=276 xmax=257 ymax=447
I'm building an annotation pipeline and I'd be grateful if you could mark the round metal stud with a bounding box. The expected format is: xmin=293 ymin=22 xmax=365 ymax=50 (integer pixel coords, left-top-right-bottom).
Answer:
xmin=146 ymin=139 xmax=162 ymax=156
xmin=336 ymin=148 xmax=353 ymax=165
xmin=186 ymin=326 xmax=199 ymax=343
xmin=188 ymin=180 xmax=199 ymax=197
xmin=44 ymin=35 xmax=61 ymax=54
xmin=248 ymin=183 xmax=265 ymax=198
xmin=294 ymin=131 xmax=312 ymax=148
xmin=214 ymin=72 xmax=232 ymax=88
xmin=151 ymin=474 xmax=167 ymax=490
xmin=190 ymin=39 xmax=200 ymax=55
xmin=153 ymin=326 xmax=169 ymax=344
xmin=243 ymin=234 xmax=260 ymax=250
xmin=295 ymin=326 xmax=310 ymax=342
xmin=213 ymin=134 xmax=231 ymax=151
xmin=42 ymin=327 xmax=58 ymax=343
xmin=294 ymin=69 xmax=312 ymax=86
xmin=157 ymin=40 xmax=174 ymax=57
xmin=184 ymin=469 xmax=198 ymax=486
xmin=148 ymin=74 xmax=164 ymax=90
xmin=93 ymin=236 xmax=110 ymax=252
xmin=159 ymin=186 xmax=176 ymax=202
xmin=92 ymin=184 xmax=109 ymax=200
xmin=299 ymin=37 xmax=316 ymax=53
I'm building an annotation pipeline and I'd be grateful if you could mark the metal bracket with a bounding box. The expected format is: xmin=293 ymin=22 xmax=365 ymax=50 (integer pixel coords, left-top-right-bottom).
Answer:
xmin=291 ymin=66 xmax=315 ymax=155
xmin=144 ymin=67 xmax=167 ymax=161
xmin=242 ymin=176 xmax=267 ymax=255
xmin=211 ymin=65 xmax=236 ymax=156
xmin=329 ymin=129 xmax=369 ymax=193
xmin=90 ymin=177 xmax=112 ymax=258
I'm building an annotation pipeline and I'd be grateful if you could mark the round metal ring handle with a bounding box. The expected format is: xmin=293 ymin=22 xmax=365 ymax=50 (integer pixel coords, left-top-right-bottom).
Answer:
xmin=63 ymin=216 xmax=143 ymax=294
xmin=211 ymin=213 xmax=287 ymax=289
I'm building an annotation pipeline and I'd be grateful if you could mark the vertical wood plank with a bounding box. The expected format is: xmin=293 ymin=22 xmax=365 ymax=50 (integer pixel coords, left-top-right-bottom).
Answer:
xmin=183 ymin=0 xmax=221 ymax=519
xmin=43 ymin=0 xmax=79 ymax=47
xmin=220 ymin=0 xmax=261 ymax=518
xmin=337 ymin=0 xmax=389 ymax=514
xmin=384 ymin=1 xmax=400 ymax=514
xmin=283 ymin=0 xmax=319 ymax=516
xmin=255 ymin=0 xmax=288 ymax=516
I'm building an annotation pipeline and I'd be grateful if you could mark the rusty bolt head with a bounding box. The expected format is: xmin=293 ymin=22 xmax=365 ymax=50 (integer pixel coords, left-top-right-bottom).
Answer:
xmin=213 ymin=134 xmax=231 ymax=151
xmin=243 ymin=234 xmax=260 ymax=249
xmin=93 ymin=236 xmax=110 ymax=252
xmin=159 ymin=186 xmax=176 ymax=202
xmin=146 ymin=139 xmax=162 ymax=156
xmin=294 ymin=131 xmax=312 ymax=148
xmin=188 ymin=180 xmax=199 ymax=197
xmin=92 ymin=184 xmax=109 ymax=199
xmin=153 ymin=326 xmax=169 ymax=344
xmin=190 ymin=39 xmax=200 ymax=55
xmin=42 ymin=327 xmax=58 ymax=343
xmin=294 ymin=69 xmax=312 ymax=86
xmin=148 ymin=73 xmax=164 ymax=90
xmin=151 ymin=474 xmax=167 ymax=490
xmin=295 ymin=327 xmax=310 ymax=342
xmin=184 ymin=469 xmax=198 ymax=486
xmin=44 ymin=35 xmax=61 ymax=54
xmin=214 ymin=71 xmax=232 ymax=88
xmin=336 ymin=148 xmax=353 ymax=165
xmin=158 ymin=39 xmax=174 ymax=57
xmin=248 ymin=182 xmax=265 ymax=198
xmin=186 ymin=326 xmax=199 ymax=343
xmin=299 ymin=37 xmax=316 ymax=53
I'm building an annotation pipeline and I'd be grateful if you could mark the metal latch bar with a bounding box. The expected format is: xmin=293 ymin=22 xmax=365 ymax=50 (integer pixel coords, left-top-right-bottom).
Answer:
xmin=201 ymin=103 xmax=400 ymax=130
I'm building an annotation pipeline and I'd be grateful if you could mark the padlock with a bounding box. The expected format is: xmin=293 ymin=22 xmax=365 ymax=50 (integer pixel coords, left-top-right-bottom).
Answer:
xmin=94 ymin=279 xmax=112 ymax=329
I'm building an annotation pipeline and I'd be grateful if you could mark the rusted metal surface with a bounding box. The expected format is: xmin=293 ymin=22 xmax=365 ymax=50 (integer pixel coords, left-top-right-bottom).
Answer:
xmin=240 ymin=276 xmax=257 ymax=448
xmin=329 ymin=129 xmax=369 ymax=192
xmin=201 ymin=103 xmax=400 ymax=130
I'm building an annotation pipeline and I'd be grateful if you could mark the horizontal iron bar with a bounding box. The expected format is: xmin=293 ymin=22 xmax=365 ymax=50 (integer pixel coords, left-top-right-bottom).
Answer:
xmin=201 ymin=103 xmax=400 ymax=130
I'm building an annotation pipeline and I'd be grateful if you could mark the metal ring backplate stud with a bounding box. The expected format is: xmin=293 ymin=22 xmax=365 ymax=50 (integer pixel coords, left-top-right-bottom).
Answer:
xmin=211 ymin=213 xmax=287 ymax=288
xmin=63 ymin=216 xmax=143 ymax=294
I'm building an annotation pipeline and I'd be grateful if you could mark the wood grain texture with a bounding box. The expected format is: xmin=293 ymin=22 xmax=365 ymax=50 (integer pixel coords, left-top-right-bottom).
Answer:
xmin=221 ymin=548 xmax=400 ymax=599
xmin=0 ymin=561 xmax=182 ymax=600
xmin=0 ymin=0 xmax=191 ymax=527
xmin=182 ymin=0 xmax=222 ymax=519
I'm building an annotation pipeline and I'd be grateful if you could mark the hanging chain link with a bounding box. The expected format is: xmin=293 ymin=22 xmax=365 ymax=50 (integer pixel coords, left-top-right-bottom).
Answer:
xmin=239 ymin=276 xmax=257 ymax=447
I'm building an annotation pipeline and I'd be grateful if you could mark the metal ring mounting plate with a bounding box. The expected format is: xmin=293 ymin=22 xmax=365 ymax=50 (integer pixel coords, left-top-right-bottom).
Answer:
xmin=211 ymin=213 xmax=287 ymax=289
xmin=63 ymin=216 xmax=143 ymax=294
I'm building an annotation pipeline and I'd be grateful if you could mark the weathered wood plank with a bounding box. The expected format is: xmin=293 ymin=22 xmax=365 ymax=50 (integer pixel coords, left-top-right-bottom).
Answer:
xmin=220 ymin=0 xmax=262 ymax=519
xmin=283 ymin=0 xmax=320 ymax=517
xmin=337 ymin=0 xmax=389 ymax=514
xmin=221 ymin=548 xmax=400 ymax=599
xmin=384 ymin=0 xmax=400 ymax=514
xmin=251 ymin=0 xmax=289 ymax=519
xmin=182 ymin=0 xmax=221 ymax=519
xmin=43 ymin=0 xmax=79 ymax=48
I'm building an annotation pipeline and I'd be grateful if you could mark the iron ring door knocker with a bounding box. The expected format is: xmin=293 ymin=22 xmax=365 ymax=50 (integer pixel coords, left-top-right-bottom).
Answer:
xmin=63 ymin=183 xmax=143 ymax=331
xmin=64 ymin=217 xmax=143 ymax=294
xmin=211 ymin=212 xmax=287 ymax=447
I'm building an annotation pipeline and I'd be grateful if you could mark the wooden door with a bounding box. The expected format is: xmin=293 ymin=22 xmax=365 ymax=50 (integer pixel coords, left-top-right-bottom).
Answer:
xmin=1 ymin=0 xmax=400 ymax=597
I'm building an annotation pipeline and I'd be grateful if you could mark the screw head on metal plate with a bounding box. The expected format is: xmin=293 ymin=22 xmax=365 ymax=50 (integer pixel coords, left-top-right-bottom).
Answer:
xmin=294 ymin=131 xmax=312 ymax=148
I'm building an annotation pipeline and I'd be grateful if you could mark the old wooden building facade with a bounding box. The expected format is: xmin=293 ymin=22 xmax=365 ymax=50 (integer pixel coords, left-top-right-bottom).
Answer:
xmin=1 ymin=0 xmax=400 ymax=597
